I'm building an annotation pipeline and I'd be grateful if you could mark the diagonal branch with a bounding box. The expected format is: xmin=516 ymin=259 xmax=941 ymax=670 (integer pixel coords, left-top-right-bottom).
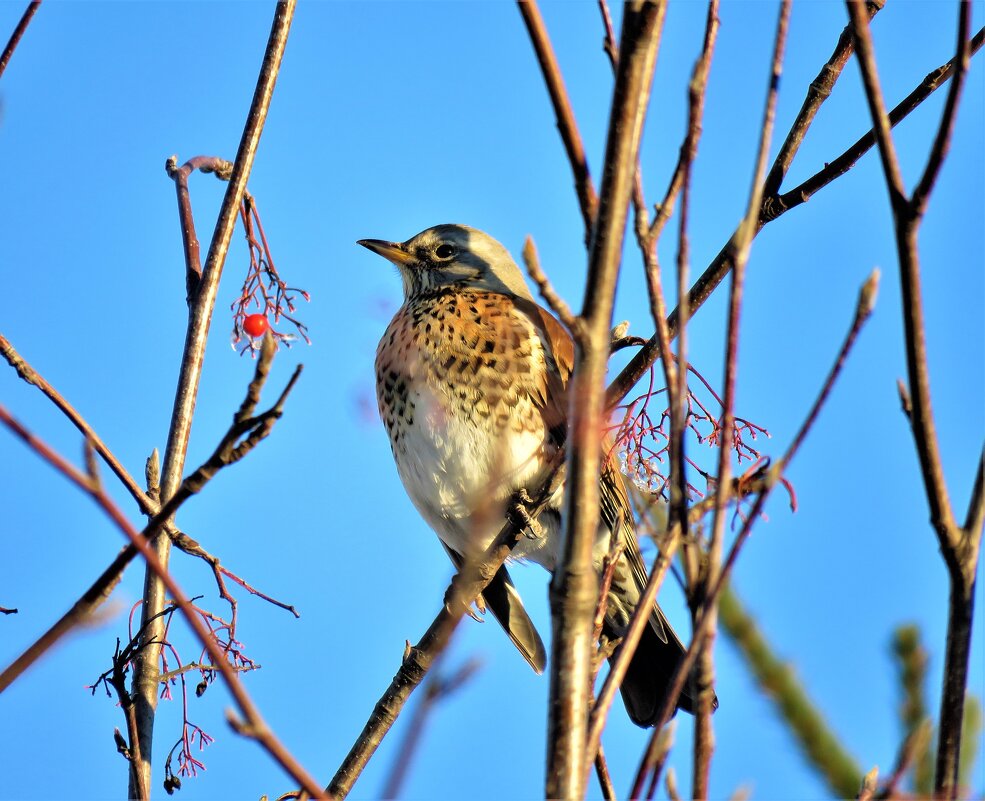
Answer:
xmin=0 ymin=403 xmax=324 ymax=798
xmin=775 ymin=25 xmax=984 ymax=216
xmin=761 ymin=0 xmax=884 ymax=199
xmin=0 ymin=334 xmax=301 ymax=698
xmin=910 ymin=1 xmax=972 ymax=212
xmin=0 ymin=0 xmax=40 ymax=81
xmin=327 ymin=462 xmax=565 ymax=800
xmin=518 ymin=0 xmax=599 ymax=244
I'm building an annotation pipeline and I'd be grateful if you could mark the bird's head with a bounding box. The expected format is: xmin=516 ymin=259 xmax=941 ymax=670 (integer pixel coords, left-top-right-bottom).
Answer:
xmin=358 ymin=224 xmax=532 ymax=301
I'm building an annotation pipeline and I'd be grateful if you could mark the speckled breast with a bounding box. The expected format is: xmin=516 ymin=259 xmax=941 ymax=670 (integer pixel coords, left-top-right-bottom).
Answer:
xmin=374 ymin=288 xmax=555 ymax=540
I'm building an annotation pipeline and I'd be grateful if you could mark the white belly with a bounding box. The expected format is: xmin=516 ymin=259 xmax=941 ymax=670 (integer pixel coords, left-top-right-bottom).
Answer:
xmin=391 ymin=382 xmax=558 ymax=566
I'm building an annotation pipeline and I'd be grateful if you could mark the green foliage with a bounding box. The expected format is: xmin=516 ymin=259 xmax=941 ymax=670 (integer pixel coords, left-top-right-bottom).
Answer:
xmin=892 ymin=624 xmax=934 ymax=794
xmin=718 ymin=583 xmax=864 ymax=798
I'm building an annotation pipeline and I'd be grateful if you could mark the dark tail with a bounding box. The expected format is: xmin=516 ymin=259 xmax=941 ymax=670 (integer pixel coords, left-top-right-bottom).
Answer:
xmin=481 ymin=564 xmax=547 ymax=674
xmin=609 ymin=615 xmax=718 ymax=726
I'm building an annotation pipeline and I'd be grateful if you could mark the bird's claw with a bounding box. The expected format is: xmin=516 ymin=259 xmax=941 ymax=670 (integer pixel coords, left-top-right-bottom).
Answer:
xmin=511 ymin=490 xmax=545 ymax=540
xmin=443 ymin=584 xmax=486 ymax=623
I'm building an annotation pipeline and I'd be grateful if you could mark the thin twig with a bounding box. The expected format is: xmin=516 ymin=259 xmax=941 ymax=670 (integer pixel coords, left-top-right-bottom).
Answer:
xmin=647 ymin=0 xmax=720 ymax=244
xmin=165 ymin=155 xmax=234 ymax=301
xmin=1 ymin=332 xmax=161 ymax=519
xmin=595 ymin=744 xmax=617 ymax=801
xmin=775 ymin=26 xmax=984 ymax=217
xmin=761 ymin=0 xmax=884 ymax=199
xmin=0 ymin=0 xmax=40 ymax=81
xmin=1 ymin=333 xmax=296 ymax=648
xmin=910 ymin=3 xmax=971 ymax=213
xmin=517 ymin=0 xmax=599 ymax=243
xmin=642 ymin=721 xmax=676 ymax=801
xmin=604 ymin=14 xmax=982 ymax=412
xmin=130 ymin=3 xmax=297 ymax=794
xmin=631 ymin=269 xmax=879 ymax=798
xmin=693 ymin=4 xmax=791 ymax=795
xmin=379 ymin=658 xmax=482 ymax=800
xmin=585 ymin=507 xmax=682 ymax=765
xmin=522 ymin=236 xmax=580 ymax=333
xmin=0 ymin=335 xmax=301 ymax=697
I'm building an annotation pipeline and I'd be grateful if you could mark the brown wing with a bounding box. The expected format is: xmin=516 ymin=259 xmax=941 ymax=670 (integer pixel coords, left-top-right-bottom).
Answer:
xmin=511 ymin=296 xmax=573 ymax=445
xmin=515 ymin=295 xmax=712 ymax=719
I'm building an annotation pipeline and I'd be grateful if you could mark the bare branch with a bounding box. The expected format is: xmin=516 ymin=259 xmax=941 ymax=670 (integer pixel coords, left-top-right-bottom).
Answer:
xmin=605 ymin=16 xmax=982 ymax=411
xmin=845 ymin=7 xmax=978 ymax=791
xmin=522 ymin=236 xmax=580 ymax=334
xmin=517 ymin=0 xmax=599 ymax=243
xmin=547 ymin=4 xmax=665 ymax=797
xmin=647 ymin=0 xmax=719 ymax=244
xmin=328 ymin=463 xmax=564 ymax=800
xmin=594 ymin=744 xmax=617 ymax=801
xmin=1 ymin=333 xmax=161 ymax=519
xmin=0 ymin=404 xmax=325 ymax=798
xmin=761 ymin=0 xmax=884 ymax=198
xmin=845 ymin=1 xmax=907 ymax=206
xmin=776 ymin=26 xmax=985 ymax=216
xmin=0 ymin=0 xmax=40 ymax=81
xmin=693 ymin=4 xmax=791 ymax=794
xmin=911 ymin=1 xmax=972 ymax=212
xmin=0 ymin=336 xmax=301 ymax=696
xmin=130 ymin=3 xmax=297 ymax=793
xmin=632 ymin=268 xmax=878 ymax=796
xmin=379 ymin=659 xmax=482 ymax=800
xmin=165 ymin=155 xmax=235 ymax=301
xmin=964 ymin=448 xmax=984 ymax=540
xmin=584 ymin=502 xmax=681 ymax=763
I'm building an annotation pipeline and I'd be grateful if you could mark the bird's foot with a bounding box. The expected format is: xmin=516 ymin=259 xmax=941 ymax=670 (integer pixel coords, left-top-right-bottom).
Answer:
xmin=510 ymin=489 xmax=545 ymax=540
xmin=443 ymin=584 xmax=486 ymax=622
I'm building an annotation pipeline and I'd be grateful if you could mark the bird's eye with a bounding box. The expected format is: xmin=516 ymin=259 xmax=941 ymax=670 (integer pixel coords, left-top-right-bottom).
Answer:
xmin=435 ymin=244 xmax=456 ymax=259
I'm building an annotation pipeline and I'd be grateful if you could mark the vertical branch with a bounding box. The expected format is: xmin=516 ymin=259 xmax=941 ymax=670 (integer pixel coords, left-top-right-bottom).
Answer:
xmin=668 ymin=0 xmax=718 ymax=624
xmin=692 ymin=3 xmax=791 ymax=795
xmin=547 ymin=3 xmax=665 ymax=799
xmin=845 ymin=3 xmax=980 ymax=797
xmin=128 ymin=2 xmax=296 ymax=797
xmin=631 ymin=0 xmax=718 ymax=593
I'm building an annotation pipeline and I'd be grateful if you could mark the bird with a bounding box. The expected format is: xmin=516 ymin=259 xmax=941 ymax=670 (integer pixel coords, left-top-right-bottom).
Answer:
xmin=360 ymin=223 xmax=712 ymax=725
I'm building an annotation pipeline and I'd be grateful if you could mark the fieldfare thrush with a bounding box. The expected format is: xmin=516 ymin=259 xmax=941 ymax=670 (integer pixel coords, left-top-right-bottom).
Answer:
xmin=361 ymin=224 xmax=710 ymax=725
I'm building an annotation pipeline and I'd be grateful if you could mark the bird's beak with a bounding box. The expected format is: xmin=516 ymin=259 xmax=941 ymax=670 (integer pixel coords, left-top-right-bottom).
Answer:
xmin=357 ymin=238 xmax=415 ymax=267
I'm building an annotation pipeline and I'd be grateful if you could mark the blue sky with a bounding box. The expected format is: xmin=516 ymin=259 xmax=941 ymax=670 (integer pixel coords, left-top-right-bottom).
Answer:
xmin=0 ymin=2 xmax=982 ymax=799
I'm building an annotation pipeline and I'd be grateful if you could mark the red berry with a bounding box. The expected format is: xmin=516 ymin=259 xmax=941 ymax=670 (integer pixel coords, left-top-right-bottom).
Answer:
xmin=243 ymin=314 xmax=269 ymax=338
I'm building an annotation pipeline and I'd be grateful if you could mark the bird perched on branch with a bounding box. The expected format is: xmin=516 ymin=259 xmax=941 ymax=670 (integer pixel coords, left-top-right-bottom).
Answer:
xmin=361 ymin=223 xmax=713 ymax=725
